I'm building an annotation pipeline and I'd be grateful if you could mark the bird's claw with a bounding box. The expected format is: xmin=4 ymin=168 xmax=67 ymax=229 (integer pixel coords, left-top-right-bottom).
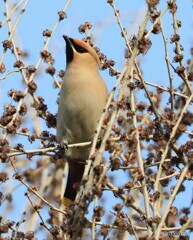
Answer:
xmin=58 ymin=142 xmax=68 ymax=153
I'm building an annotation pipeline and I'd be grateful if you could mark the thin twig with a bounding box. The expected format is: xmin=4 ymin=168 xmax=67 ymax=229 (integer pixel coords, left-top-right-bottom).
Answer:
xmin=9 ymin=158 xmax=66 ymax=215
xmin=106 ymin=181 xmax=145 ymax=215
xmin=92 ymin=221 xmax=193 ymax=232
xmin=154 ymin=93 xmax=193 ymax=195
xmin=175 ymin=211 xmax=193 ymax=238
xmin=171 ymin=0 xmax=192 ymax=95
xmin=130 ymin=67 xmax=152 ymax=235
xmin=0 ymin=0 xmax=26 ymax=27
xmin=0 ymin=67 xmax=26 ymax=81
xmin=26 ymin=192 xmax=51 ymax=232
xmin=155 ymin=163 xmax=190 ymax=239
xmin=160 ymin=14 xmax=174 ymax=111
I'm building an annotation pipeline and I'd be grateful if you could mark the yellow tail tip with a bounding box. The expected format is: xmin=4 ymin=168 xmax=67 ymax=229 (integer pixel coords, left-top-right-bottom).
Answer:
xmin=62 ymin=197 xmax=73 ymax=206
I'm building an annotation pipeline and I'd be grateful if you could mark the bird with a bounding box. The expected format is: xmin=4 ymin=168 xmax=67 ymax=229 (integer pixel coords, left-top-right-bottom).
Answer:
xmin=56 ymin=35 xmax=108 ymax=206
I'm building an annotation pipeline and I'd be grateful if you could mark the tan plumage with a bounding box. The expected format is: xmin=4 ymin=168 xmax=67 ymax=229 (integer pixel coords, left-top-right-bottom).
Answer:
xmin=56 ymin=36 xmax=108 ymax=205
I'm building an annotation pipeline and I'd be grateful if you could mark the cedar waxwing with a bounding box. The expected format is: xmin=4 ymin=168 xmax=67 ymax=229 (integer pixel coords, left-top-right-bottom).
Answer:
xmin=57 ymin=36 xmax=108 ymax=206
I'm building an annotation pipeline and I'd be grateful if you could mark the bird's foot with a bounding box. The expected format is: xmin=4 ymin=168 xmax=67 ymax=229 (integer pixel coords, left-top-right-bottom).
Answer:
xmin=58 ymin=142 xmax=68 ymax=154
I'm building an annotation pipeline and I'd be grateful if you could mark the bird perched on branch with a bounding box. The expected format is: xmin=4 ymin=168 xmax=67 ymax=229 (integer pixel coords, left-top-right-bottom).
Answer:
xmin=57 ymin=36 xmax=108 ymax=206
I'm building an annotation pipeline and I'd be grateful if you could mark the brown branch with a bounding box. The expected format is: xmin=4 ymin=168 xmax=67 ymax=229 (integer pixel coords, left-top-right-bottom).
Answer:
xmin=155 ymin=163 xmax=190 ymax=238
xmin=9 ymin=158 xmax=66 ymax=215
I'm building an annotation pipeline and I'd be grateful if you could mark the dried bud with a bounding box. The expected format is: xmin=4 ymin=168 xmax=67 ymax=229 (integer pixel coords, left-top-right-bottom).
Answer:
xmin=21 ymin=128 xmax=29 ymax=133
xmin=121 ymin=28 xmax=127 ymax=37
xmin=124 ymin=182 xmax=134 ymax=190
xmin=40 ymin=50 xmax=54 ymax=64
xmin=50 ymin=226 xmax=60 ymax=236
xmin=173 ymin=54 xmax=183 ymax=63
xmin=13 ymin=173 xmax=23 ymax=181
xmin=160 ymin=178 xmax=170 ymax=187
xmin=0 ymin=63 xmax=5 ymax=73
xmin=19 ymin=104 xmax=27 ymax=116
xmin=15 ymin=47 xmax=22 ymax=55
xmin=0 ymin=152 xmax=8 ymax=163
xmin=45 ymin=112 xmax=56 ymax=128
xmin=13 ymin=60 xmax=24 ymax=68
xmin=84 ymin=192 xmax=92 ymax=201
xmin=138 ymin=36 xmax=152 ymax=54
xmin=25 ymin=231 xmax=34 ymax=239
xmin=58 ymin=70 xmax=65 ymax=78
xmin=100 ymin=226 xmax=108 ymax=236
xmin=117 ymin=116 xmax=124 ymax=125
xmin=0 ymin=172 xmax=9 ymax=182
xmin=169 ymin=206 xmax=178 ymax=215
xmin=107 ymin=0 xmax=113 ymax=5
xmin=26 ymin=65 xmax=36 ymax=75
xmin=127 ymin=82 xmax=135 ymax=90
xmin=40 ymin=131 xmax=50 ymax=138
xmin=0 ymin=139 xmax=9 ymax=147
xmin=115 ymin=9 xmax=120 ymax=17
xmin=153 ymin=191 xmax=160 ymax=202
xmin=43 ymin=29 xmax=52 ymax=37
xmin=0 ymin=225 xmax=8 ymax=233
xmin=28 ymin=134 xmax=36 ymax=143
xmin=114 ymin=203 xmax=123 ymax=212
xmin=125 ymin=194 xmax=134 ymax=206
xmin=8 ymin=89 xmax=25 ymax=102
xmin=14 ymin=143 xmax=24 ymax=151
xmin=28 ymin=81 xmax=37 ymax=94
xmin=46 ymin=66 xmax=56 ymax=76
xmin=94 ymin=165 xmax=103 ymax=175
xmin=170 ymin=34 xmax=180 ymax=43
xmin=110 ymin=158 xmax=120 ymax=171
xmin=146 ymin=0 xmax=159 ymax=8
xmin=177 ymin=20 xmax=182 ymax=28
xmin=34 ymin=205 xmax=42 ymax=211
xmin=179 ymin=216 xmax=188 ymax=226
xmin=92 ymin=185 xmax=102 ymax=198
xmin=168 ymin=1 xmax=177 ymax=13
xmin=58 ymin=11 xmax=67 ymax=20
xmin=175 ymin=66 xmax=185 ymax=75
xmin=137 ymin=102 xmax=147 ymax=111
xmin=188 ymin=72 xmax=193 ymax=82
xmin=150 ymin=11 xmax=161 ymax=22
xmin=78 ymin=22 xmax=92 ymax=33
xmin=2 ymin=40 xmax=13 ymax=50
xmin=152 ymin=23 xmax=161 ymax=34
xmin=31 ymin=186 xmax=39 ymax=191
xmin=109 ymin=67 xmax=119 ymax=76
xmin=94 ymin=206 xmax=105 ymax=218
xmin=173 ymin=45 xmax=184 ymax=54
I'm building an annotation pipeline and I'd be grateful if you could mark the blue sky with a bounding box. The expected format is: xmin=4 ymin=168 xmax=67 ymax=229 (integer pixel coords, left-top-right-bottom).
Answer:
xmin=1 ymin=0 xmax=193 ymax=112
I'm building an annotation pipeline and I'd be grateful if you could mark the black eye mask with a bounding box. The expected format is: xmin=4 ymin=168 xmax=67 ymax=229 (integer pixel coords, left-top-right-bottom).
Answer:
xmin=69 ymin=38 xmax=88 ymax=54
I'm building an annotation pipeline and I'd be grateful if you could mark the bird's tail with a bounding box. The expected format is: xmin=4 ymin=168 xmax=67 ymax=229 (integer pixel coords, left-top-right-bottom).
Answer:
xmin=63 ymin=160 xmax=85 ymax=206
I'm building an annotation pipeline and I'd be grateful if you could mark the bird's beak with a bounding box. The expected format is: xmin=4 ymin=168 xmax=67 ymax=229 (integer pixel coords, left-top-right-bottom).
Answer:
xmin=63 ymin=35 xmax=73 ymax=49
xmin=63 ymin=35 xmax=74 ymax=64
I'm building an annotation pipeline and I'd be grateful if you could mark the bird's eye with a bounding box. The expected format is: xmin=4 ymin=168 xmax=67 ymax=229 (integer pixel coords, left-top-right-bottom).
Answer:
xmin=76 ymin=46 xmax=88 ymax=54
